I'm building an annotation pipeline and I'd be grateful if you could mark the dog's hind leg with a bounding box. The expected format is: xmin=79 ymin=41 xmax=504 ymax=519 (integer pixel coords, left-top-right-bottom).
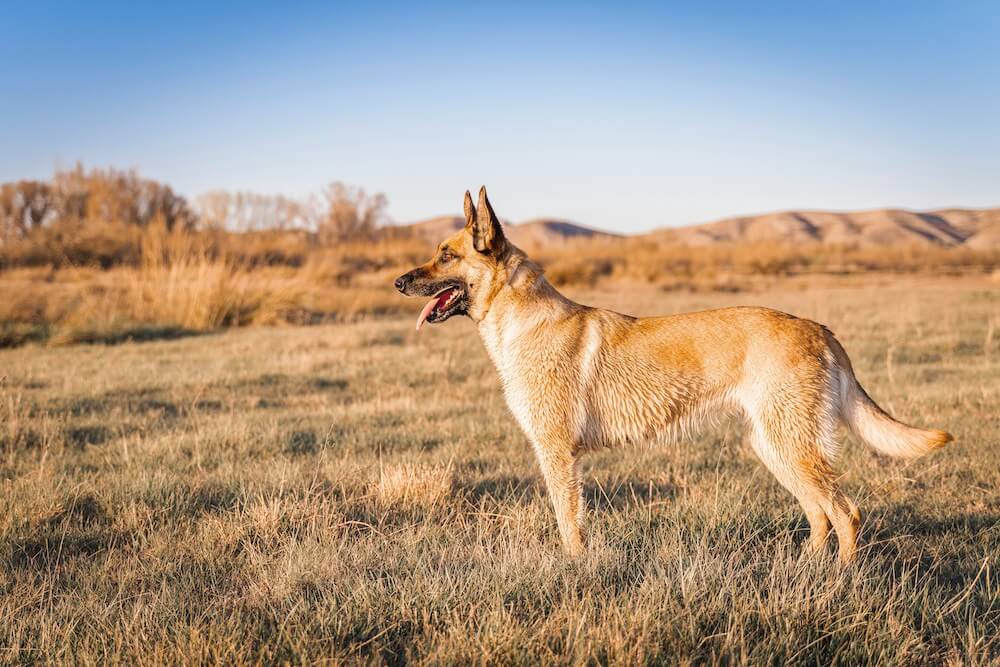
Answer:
xmin=534 ymin=444 xmax=586 ymax=556
xmin=747 ymin=398 xmax=861 ymax=564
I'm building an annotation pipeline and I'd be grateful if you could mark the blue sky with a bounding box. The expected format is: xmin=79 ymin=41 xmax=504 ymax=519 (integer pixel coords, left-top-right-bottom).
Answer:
xmin=2 ymin=1 xmax=998 ymax=232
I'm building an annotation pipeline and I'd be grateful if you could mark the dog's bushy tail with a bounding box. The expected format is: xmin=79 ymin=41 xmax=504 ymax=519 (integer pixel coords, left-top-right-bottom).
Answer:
xmin=827 ymin=332 xmax=952 ymax=459
xmin=839 ymin=372 xmax=952 ymax=458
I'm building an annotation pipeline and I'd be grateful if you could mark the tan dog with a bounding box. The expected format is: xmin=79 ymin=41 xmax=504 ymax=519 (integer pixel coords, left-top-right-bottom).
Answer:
xmin=395 ymin=187 xmax=952 ymax=563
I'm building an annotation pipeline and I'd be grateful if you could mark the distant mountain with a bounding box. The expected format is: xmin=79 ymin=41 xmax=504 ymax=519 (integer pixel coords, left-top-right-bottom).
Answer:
xmin=402 ymin=215 xmax=466 ymax=243
xmin=399 ymin=207 xmax=1000 ymax=249
xmin=507 ymin=219 xmax=621 ymax=247
xmin=655 ymin=207 xmax=1000 ymax=248
xmin=400 ymin=216 xmax=620 ymax=247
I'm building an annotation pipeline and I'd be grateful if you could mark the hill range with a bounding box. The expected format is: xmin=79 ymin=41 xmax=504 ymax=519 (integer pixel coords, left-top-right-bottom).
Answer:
xmin=401 ymin=215 xmax=622 ymax=248
xmin=402 ymin=207 xmax=1000 ymax=249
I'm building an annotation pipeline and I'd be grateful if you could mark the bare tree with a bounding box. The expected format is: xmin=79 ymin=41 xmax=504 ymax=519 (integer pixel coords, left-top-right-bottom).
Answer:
xmin=194 ymin=190 xmax=233 ymax=231
xmin=50 ymin=164 xmax=195 ymax=231
xmin=317 ymin=182 xmax=388 ymax=243
xmin=195 ymin=190 xmax=313 ymax=232
xmin=0 ymin=181 xmax=58 ymax=240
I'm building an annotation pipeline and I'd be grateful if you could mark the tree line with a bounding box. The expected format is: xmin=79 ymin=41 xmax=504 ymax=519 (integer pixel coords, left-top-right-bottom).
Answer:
xmin=0 ymin=165 xmax=391 ymax=267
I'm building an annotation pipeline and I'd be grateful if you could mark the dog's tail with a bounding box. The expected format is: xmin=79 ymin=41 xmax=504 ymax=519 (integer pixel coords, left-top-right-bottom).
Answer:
xmin=828 ymin=333 xmax=952 ymax=459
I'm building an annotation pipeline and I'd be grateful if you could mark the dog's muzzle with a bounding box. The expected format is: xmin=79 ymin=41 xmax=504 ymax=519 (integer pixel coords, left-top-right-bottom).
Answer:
xmin=394 ymin=272 xmax=414 ymax=294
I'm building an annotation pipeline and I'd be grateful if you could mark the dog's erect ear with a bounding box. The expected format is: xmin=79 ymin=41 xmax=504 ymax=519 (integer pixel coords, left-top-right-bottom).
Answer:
xmin=466 ymin=186 xmax=505 ymax=254
xmin=463 ymin=190 xmax=475 ymax=229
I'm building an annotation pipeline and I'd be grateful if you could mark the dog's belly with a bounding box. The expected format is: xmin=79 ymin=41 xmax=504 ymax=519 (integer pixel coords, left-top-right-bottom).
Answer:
xmin=497 ymin=360 xmax=721 ymax=452
xmin=578 ymin=379 xmax=725 ymax=450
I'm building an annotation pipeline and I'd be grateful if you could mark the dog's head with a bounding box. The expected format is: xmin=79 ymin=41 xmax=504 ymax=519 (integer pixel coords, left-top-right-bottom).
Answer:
xmin=395 ymin=186 xmax=509 ymax=329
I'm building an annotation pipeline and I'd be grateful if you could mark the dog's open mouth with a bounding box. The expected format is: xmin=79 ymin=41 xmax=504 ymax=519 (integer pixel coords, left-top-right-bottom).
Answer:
xmin=415 ymin=285 xmax=467 ymax=330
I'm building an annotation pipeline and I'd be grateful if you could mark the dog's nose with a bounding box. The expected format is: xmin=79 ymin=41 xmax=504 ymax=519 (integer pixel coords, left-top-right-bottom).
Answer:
xmin=394 ymin=275 xmax=408 ymax=293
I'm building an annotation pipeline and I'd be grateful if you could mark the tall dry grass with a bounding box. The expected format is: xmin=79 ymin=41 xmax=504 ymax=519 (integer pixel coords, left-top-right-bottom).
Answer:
xmin=2 ymin=221 xmax=998 ymax=348
xmin=0 ymin=226 xmax=432 ymax=347
xmin=1 ymin=228 xmax=306 ymax=346
xmin=121 ymin=225 xmax=305 ymax=330
xmin=533 ymin=235 xmax=1000 ymax=289
xmin=374 ymin=461 xmax=455 ymax=510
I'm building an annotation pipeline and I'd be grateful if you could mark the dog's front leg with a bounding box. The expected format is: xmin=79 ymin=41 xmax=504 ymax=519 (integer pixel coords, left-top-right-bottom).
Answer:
xmin=534 ymin=444 xmax=585 ymax=556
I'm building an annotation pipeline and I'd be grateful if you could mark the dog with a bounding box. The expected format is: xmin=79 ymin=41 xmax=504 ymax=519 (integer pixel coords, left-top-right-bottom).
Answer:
xmin=394 ymin=187 xmax=952 ymax=563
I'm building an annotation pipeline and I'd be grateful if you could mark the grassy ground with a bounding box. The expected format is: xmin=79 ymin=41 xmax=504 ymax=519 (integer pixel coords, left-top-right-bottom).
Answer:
xmin=1 ymin=277 xmax=998 ymax=665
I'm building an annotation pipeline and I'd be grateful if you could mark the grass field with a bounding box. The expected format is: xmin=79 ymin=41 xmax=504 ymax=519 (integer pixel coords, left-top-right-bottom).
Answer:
xmin=1 ymin=277 xmax=998 ymax=665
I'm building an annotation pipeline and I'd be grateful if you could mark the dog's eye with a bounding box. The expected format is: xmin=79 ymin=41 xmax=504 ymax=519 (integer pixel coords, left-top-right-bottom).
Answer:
xmin=439 ymin=251 xmax=456 ymax=264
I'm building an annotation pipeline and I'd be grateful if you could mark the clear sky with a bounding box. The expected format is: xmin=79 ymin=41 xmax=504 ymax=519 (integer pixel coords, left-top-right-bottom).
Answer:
xmin=2 ymin=1 xmax=998 ymax=233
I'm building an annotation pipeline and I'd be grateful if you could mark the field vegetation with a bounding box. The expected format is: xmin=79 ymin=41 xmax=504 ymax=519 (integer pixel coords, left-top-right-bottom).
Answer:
xmin=2 ymin=166 xmax=998 ymax=662
xmin=1 ymin=278 xmax=998 ymax=664
xmin=2 ymin=166 xmax=998 ymax=349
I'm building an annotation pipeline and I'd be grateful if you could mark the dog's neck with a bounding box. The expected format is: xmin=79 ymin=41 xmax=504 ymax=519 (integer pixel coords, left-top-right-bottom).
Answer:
xmin=476 ymin=246 xmax=581 ymax=355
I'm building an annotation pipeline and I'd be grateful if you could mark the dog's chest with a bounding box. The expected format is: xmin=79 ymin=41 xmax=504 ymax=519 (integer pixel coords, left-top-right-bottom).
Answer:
xmin=479 ymin=317 xmax=568 ymax=441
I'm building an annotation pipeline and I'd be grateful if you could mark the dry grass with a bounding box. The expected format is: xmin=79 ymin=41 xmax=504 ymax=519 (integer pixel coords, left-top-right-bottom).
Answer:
xmin=2 ymin=220 xmax=998 ymax=350
xmin=532 ymin=236 xmax=1000 ymax=288
xmin=0 ymin=278 xmax=997 ymax=664
xmin=0 ymin=263 xmax=306 ymax=348
xmin=375 ymin=461 xmax=455 ymax=510
xmin=0 ymin=229 xmax=424 ymax=347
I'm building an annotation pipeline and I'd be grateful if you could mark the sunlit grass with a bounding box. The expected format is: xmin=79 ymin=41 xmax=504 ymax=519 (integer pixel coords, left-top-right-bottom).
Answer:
xmin=0 ymin=280 xmax=997 ymax=664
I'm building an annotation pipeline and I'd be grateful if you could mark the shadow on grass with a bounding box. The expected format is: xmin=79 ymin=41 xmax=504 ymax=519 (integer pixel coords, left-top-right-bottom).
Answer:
xmin=5 ymin=529 xmax=119 ymax=572
xmin=68 ymin=325 xmax=203 ymax=346
xmin=2 ymin=489 xmax=118 ymax=572
xmin=0 ymin=323 xmax=49 ymax=348
xmin=453 ymin=472 xmax=681 ymax=511
xmin=867 ymin=503 xmax=1000 ymax=546
xmin=62 ymin=387 xmax=176 ymax=418
xmin=861 ymin=505 xmax=1000 ymax=590
xmin=64 ymin=425 xmax=113 ymax=448
xmin=1 ymin=324 xmax=207 ymax=349
xmin=287 ymin=430 xmax=319 ymax=456
xmin=225 ymin=373 xmax=353 ymax=409
xmin=455 ymin=474 xmax=538 ymax=505
xmin=585 ymin=476 xmax=679 ymax=511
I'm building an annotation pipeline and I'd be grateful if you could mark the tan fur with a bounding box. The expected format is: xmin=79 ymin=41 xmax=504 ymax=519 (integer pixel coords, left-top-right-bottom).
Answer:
xmin=397 ymin=188 xmax=953 ymax=564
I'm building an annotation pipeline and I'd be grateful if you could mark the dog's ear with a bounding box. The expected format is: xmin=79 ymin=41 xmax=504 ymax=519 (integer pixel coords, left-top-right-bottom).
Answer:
xmin=463 ymin=190 xmax=475 ymax=229
xmin=467 ymin=186 xmax=506 ymax=254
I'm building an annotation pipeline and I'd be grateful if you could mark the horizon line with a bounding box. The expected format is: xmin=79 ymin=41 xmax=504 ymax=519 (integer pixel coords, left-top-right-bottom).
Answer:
xmin=393 ymin=202 xmax=1000 ymax=237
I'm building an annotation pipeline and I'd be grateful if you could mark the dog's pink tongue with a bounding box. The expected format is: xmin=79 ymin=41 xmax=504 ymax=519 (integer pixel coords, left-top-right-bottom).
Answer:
xmin=415 ymin=298 xmax=438 ymax=331
xmin=415 ymin=288 xmax=456 ymax=331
